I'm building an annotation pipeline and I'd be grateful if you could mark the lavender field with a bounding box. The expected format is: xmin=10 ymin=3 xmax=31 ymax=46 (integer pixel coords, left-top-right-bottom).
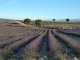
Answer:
xmin=0 ymin=20 xmax=80 ymax=60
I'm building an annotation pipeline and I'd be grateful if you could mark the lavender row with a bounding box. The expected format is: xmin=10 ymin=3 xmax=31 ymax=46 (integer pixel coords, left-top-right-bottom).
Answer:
xmin=26 ymin=29 xmax=45 ymax=36
xmin=0 ymin=36 xmax=25 ymax=48
xmin=0 ymin=29 xmax=40 ymax=42
xmin=0 ymin=25 xmax=35 ymax=38
xmin=0 ymin=30 xmax=42 ymax=60
xmin=20 ymin=30 xmax=47 ymax=60
xmin=59 ymin=29 xmax=80 ymax=36
xmin=52 ymin=29 xmax=80 ymax=56
xmin=48 ymin=30 xmax=67 ymax=60
xmin=0 ymin=28 xmax=44 ymax=60
xmin=0 ymin=28 xmax=38 ymax=42
xmin=0 ymin=28 xmax=42 ymax=42
xmin=0 ymin=29 xmax=44 ymax=49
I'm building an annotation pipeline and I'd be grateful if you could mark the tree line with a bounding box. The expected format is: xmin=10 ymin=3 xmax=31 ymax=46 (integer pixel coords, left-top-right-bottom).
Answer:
xmin=52 ymin=18 xmax=69 ymax=22
xmin=24 ymin=18 xmax=42 ymax=27
xmin=24 ymin=18 xmax=70 ymax=27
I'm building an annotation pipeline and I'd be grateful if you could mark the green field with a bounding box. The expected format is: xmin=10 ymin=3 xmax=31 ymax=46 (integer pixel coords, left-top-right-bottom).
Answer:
xmin=30 ymin=21 xmax=80 ymax=29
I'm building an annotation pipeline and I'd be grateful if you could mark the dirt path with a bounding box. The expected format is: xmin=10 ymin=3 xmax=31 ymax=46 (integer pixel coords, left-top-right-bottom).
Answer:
xmin=39 ymin=34 xmax=52 ymax=60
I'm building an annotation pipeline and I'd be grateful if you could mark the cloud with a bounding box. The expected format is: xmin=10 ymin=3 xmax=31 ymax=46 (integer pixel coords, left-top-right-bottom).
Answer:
xmin=0 ymin=0 xmax=19 ymax=10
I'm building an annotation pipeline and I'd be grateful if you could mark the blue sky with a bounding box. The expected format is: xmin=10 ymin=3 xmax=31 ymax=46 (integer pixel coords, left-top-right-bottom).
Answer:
xmin=0 ymin=0 xmax=80 ymax=20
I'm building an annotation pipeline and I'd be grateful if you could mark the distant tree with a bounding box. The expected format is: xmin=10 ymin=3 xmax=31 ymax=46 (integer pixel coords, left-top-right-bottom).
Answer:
xmin=66 ymin=18 xmax=70 ymax=22
xmin=53 ymin=19 xmax=55 ymax=22
xmin=24 ymin=18 xmax=32 ymax=25
xmin=35 ymin=19 xmax=42 ymax=27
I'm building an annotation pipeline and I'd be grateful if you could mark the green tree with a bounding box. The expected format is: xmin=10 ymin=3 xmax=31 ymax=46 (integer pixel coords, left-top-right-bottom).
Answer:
xmin=24 ymin=18 xmax=32 ymax=25
xmin=66 ymin=18 xmax=70 ymax=22
xmin=35 ymin=19 xmax=42 ymax=27
xmin=53 ymin=19 xmax=55 ymax=22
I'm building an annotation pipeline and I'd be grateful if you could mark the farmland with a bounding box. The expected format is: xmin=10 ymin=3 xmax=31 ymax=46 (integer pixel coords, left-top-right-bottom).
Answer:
xmin=31 ymin=21 xmax=80 ymax=29
xmin=0 ymin=20 xmax=80 ymax=60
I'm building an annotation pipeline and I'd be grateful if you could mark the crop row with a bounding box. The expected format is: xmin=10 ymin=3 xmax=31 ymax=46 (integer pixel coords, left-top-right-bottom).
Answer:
xmin=52 ymin=29 xmax=80 ymax=56
xmin=58 ymin=29 xmax=80 ymax=37
xmin=0 ymin=29 xmax=44 ymax=60
xmin=0 ymin=28 xmax=80 ymax=60
xmin=0 ymin=25 xmax=35 ymax=37
xmin=0 ymin=28 xmax=44 ymax=42
xmin=21 ymin=30 xmax=47 ymax=60
xmin=0 ymin=29 xmax=44 ymax=49
xmin=48 ymin=30 xmax=67 ymax=60
xmin=0 ymin=35 xmax=39 ymax=60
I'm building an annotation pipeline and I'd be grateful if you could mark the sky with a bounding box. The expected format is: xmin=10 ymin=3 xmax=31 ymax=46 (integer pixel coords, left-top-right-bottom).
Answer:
xmin=0 ymin=0 xmax=80 ymax=20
